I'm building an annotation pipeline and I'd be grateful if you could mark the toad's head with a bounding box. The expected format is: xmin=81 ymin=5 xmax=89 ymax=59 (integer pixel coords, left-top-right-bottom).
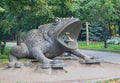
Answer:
xmin=54 ymin=17 xmax=82 ymax=50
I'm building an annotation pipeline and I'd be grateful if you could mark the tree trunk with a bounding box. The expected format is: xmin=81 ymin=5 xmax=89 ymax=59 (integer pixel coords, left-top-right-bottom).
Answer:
xmin=108 ymin=22 xmax=112 ymax=36
xmin=104 ymin=37 xmax=107 ymax=48
xmin=86 ymin=22 xmax=89 ymax=46
xmin=118 ymin=21 xmax=120 ymax=36
xmin=11 ymin=29 xmax=15 ymax=40
xmin=102 ymin=22 xmax=108 ymax=48
xmin=17 ymin=30 xmax=21 ymax=46
xmin=0 ymin=40 xmax=6 ymax=55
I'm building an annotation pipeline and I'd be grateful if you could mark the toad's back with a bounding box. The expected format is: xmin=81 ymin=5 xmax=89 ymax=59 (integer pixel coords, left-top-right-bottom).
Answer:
xmin=24 ymin=29 xmax=44 ymax=48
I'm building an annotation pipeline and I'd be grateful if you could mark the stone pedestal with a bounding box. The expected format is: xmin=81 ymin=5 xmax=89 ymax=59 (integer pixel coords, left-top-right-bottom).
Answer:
xmin=36 ymin=67 xmax=52 ymax=75
xmin=36 ymin=64 xmax=66 ymax=75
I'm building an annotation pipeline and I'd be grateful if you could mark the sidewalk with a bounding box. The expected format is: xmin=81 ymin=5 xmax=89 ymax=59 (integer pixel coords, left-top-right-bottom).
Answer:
xmin=6 ymin=42 xmax=16 ymax=46
xmin=80 ymin=49 xmax=120 ymax=64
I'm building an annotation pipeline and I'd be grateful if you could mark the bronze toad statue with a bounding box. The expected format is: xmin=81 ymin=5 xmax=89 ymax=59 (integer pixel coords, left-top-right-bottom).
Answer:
xmin=8 ymin=17 xmax=100 ymax=68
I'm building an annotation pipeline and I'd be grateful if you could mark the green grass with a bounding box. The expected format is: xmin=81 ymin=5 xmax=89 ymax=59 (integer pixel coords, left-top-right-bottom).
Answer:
xmin=78 ymin=41 xmax=120 ymax=52
xmin=0 ymin=46 xmax=11 ymax=55
xmin=16 ymin=82 xmax=27 ymax=83
xmin=0 ymin=55 xmax=8 ymax=61
xmin=95 ymin=78 xmax=120 ymax=83
xmin=0 ymin=46 xmax=31 ymax=63
xmin=0 ymin=46 xmax=11 ymax=63
xmin=0 ymin=41 xmax=120 ymax=63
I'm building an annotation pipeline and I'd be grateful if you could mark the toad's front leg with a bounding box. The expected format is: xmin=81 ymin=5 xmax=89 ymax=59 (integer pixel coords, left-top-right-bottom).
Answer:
xmin=31 ymin=47 xmax=66 ymax=68
xmin=71 ymin=49 xmax=103 ymax=64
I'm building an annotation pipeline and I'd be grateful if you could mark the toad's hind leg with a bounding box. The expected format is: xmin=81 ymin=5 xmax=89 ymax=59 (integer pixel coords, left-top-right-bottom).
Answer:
xmin=8 ymin=53 xmax=18 ymax=68
xmin=8 ymin=43 xmax=29 ymax=68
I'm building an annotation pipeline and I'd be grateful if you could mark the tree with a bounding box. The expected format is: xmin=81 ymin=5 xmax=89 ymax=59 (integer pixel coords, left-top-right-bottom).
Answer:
xmin=64 ymin=0 xmax=120 ymax=47
xmin=118 ymin=21 xmax=120 ymax=36
xmin=4 ymin=0 xmax=53 ymax=45
xmin=0 ymin=0 xmax=12 ymax=41
xmin=78 ymin=22 xmax=104 ymax=41
xmin=0 ymin=0 xmax=120 ymax=46
xmin=113 ymin=0 xmax=120 ymax=36
xmin=93 ymin=0 xmax=120 ymax=48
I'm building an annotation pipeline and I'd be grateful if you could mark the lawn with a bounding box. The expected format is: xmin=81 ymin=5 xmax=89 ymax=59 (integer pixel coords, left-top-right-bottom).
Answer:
xmin=95 ymin=78 xmax=120 ymax=83
xmin=78 ymin=41 xmax=120 ymax=52
xmin=0 ymin=41 xmax=120 ymax=62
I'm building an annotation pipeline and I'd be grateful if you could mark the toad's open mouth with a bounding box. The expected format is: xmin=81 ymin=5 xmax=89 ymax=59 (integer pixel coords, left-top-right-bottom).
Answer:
xmin=57 ymin=20 xmax=81 ymax=49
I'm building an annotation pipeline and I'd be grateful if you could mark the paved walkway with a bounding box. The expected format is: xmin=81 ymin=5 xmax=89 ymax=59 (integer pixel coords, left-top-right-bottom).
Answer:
xmin=6 ymin=42 xmax=16 ymax=46
xmin=80 ymin=49 xmax=120 ymax=64
xmin=0 ymin=61 xmax=120 ymax=83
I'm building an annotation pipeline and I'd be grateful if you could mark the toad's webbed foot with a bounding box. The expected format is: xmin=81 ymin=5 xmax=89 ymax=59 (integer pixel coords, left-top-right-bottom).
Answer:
xmin=8 ymin=62 xmax=23 ymax=68
xmin=71 ymin=49 xmax=103 ymax=64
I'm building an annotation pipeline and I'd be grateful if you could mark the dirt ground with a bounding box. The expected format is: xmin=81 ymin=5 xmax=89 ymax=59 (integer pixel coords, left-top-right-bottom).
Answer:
xmin=0 ymin=60 xmax=120 ymax=83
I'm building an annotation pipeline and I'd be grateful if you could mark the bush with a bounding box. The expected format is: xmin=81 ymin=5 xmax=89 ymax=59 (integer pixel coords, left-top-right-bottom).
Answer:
xmin=107 ymin=37 xmax=120 ymax=44
xmin=0 ymin=46 xmax=11 ymax=56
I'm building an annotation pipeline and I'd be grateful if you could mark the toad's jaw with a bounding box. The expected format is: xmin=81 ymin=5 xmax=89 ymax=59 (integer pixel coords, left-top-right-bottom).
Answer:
xmin=56 ymin=20 xmax=82 ymax=50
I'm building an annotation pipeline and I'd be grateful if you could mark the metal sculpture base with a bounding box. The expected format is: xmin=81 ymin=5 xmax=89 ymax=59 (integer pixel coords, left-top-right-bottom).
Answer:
xmin=80 ymin=58 xmax=104 ymax=64
xmin=39 ymin=63 xmax=67 ymax=69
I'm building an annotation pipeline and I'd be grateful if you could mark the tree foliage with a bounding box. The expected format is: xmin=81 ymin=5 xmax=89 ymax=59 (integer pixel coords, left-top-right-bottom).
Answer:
xmin=79 ymin=22 xmax=104 ymax=41
xmin=0 ymin=0 xmax=120 ymax=42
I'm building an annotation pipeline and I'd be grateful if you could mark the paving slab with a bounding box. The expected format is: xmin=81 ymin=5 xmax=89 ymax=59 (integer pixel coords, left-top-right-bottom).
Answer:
xmin=80 ymin=49 xmax=120 ymax=64
xmin=0 ymin=60 xmax=120 ymax=83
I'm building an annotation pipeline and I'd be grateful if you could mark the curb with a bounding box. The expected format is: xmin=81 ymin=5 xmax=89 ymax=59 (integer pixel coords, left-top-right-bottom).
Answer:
xmin=79 ymin=48 xmax=120 ymax=54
